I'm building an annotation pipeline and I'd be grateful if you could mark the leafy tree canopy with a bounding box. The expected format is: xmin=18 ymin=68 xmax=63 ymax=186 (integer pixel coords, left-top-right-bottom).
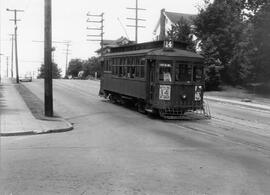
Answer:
xmin=67 ymin=59 xmax=83 ymax=77
xmin=67 ymin=57 xmax=101 ymax=79
xmin=37 ymin=62 xmax=62 ymax=79
xmin=167 ymin=17 xmax=196 ymax=51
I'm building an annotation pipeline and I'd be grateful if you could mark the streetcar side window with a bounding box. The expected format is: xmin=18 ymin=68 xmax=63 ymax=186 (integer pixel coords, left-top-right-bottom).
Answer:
xmin=109 ymin=56 xmax=145 ymax=79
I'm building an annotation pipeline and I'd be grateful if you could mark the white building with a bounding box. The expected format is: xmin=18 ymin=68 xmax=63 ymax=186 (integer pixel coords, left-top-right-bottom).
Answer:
xmin=153 ymin=9 xmax=196 ymax=40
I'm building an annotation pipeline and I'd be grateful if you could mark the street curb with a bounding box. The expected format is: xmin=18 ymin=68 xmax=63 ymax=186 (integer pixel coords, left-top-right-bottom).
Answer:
xmin=0 ymin=82 xmax=74 ymax=137
xmin=205 ymin=96 xmax=270 ymax=112
xmin=0 ymin=118 xmax=73 ymax=137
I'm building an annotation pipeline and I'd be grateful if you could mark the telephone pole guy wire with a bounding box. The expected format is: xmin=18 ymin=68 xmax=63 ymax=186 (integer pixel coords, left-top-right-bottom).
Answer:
xmin=6 ymin=8 xmax=24 ymax=83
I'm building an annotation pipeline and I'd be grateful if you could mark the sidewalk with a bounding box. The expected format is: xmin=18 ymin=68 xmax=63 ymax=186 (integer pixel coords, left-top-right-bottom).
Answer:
xmin=0 ymin=79 xmax=73 ymax=136
xmin=205 ymin=95 xmax=270 ymax=111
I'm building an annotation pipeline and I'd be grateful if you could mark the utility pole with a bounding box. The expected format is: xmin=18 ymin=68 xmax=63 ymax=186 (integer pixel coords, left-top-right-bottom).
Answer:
xmin=64 ymin=41 xmax=71 ymax=78
xmin=86 ymin=12 xmax=104 ymax=57
xmin=44 ymin=0 xmax=53 ymax=117
xmin=0 ymin=53 xmax=3 ymax=83
xmin=9 ymin=34 xmax=14 ymax=78
xmin=6 ymin=8 xmax=24 ymax=83
xmin=126 ymin=0 xmax=146 ymax=43
xmin=6 ymin=56 xmax=9 ymax=77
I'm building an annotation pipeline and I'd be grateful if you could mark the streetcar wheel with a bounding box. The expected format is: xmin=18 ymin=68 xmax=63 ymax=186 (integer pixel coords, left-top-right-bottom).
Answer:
xmin=137 ymin=102 xmax=146 ymax=114
xmin=109 ymin=94 xmax=116 ymax=103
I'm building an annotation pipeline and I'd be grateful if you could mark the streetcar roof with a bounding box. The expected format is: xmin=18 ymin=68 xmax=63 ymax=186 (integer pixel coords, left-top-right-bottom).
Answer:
xmin=103 ymin=48 xmax=203 ymax=60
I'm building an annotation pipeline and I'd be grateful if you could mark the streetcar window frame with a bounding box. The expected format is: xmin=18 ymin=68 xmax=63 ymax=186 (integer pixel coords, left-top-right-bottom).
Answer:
xmin=193 ymin=63 xmax=204 ymax=82
xmin=108 ymin=56 xmax=145 ymax=80
xmin=175 ymin=61 xmax=192 ymax=82
xmin=159 ymin=60 xmax=173 ymax=82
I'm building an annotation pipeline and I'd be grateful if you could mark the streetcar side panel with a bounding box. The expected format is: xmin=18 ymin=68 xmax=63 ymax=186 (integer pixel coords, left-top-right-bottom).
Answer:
xmin=102 ymin=72 xmax=146 ymax=99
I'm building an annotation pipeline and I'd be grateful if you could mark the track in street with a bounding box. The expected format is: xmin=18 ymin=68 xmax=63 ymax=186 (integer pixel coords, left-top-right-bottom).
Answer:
xmin=1 ymin=79 xmax=270 ymax=195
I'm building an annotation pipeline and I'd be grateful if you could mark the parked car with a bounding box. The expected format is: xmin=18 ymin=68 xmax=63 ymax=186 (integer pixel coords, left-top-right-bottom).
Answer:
xmin=19 ymin=76 xmax=32 ymax=82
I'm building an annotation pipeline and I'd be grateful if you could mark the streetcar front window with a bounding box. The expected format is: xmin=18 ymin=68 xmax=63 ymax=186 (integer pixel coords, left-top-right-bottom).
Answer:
xmin=159 ymin=62 xmax=172 ymax=82
xmin=175 ymin=62 xmax=192 ymax=82
xmin=193 ymin=66 xmax=204 ymax=82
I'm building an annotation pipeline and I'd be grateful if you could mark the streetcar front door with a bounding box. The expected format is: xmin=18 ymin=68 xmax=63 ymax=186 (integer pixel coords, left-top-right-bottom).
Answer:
xmin=147 ymin=59 xmax=156 ymax=104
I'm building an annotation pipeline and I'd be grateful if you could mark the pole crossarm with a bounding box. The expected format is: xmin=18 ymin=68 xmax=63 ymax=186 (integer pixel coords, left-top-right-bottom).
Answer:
xmin=86 ymin=12 xmax=104 ymax=56
xmin=127 ymin=18 xmax=146 ymax=21
xmin=87 ymin=27 xmax=102 ymax=30
xmin=87 ymin=19 xmax=103 ymax=23
xmin=126 ymin=7 xmax=146 ymax=10
xmin=87 ymin=13 xmax=103 ymax=17
xmin=126 ymin=0 xmax=146 ymax=43
xmin=127 ymin=25 xmax=146 ymax=28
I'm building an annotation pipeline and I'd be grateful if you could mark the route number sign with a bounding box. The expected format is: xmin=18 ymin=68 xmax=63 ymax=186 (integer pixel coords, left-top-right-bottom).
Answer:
xmin=159 ymin=85 xmax=171 ymax=100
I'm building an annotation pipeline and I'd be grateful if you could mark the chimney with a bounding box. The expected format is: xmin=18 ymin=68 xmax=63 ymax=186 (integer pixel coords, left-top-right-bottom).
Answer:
xmin=159 ymin=8 xmax=166 ymax=40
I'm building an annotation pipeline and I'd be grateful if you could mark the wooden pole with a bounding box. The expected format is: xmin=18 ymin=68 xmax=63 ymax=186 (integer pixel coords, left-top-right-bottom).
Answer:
xmin=44 ymin=0 xmax=53 ymax=117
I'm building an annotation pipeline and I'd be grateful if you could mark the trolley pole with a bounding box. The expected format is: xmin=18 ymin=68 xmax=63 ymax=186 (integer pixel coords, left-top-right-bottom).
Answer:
xmin=44 ymin=0 xmax=53 ymax=117
xmin=126 ymin=0 xmax=146 ymax=43
xmin=6 ymin=8 xmax=24 ymax=83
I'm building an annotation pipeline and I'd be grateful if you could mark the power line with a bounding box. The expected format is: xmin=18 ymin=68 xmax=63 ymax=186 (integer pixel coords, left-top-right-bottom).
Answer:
xmin=126 ymin=0 xmax=146 ymax=43
xmin=6 ymin=8 xmax=24 ymax=83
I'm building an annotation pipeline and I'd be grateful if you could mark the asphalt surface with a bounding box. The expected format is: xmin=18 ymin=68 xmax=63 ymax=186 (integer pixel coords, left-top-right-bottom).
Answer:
xmin=1 ymin=79 xmax=270 ymax=195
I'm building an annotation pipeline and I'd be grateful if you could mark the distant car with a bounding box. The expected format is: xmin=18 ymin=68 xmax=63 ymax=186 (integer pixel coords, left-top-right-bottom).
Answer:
xmin=19 ymin=76 xmax=32 ymax=82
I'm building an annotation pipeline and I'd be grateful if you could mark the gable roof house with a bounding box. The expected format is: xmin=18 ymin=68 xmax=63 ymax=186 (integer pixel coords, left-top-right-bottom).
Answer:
xmin=153 ymin=9 xmax=196 ymax=41
xmin=95 ymin=36 xmax=134 ymax=56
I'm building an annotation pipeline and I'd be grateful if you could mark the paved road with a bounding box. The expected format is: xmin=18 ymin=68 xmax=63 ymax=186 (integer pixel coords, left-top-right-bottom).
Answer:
xmin=1 ymin=79 xmax=270 ymax=195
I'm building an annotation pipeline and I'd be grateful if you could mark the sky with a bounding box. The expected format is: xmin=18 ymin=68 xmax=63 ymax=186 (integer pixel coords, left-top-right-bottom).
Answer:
xmin=0 ymin=0 xmax=204 ymax=77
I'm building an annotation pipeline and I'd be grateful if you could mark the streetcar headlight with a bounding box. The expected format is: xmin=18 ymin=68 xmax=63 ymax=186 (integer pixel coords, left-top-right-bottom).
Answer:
xmin=181 ymin=94 xmax=187 ymax=100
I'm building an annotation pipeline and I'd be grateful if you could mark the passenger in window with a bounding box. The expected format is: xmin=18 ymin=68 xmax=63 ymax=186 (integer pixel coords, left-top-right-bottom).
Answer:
xmin=193 ymin=67 xmax=202 ymax=82
xmin=163 ymin=69 xmax=172 ymax=82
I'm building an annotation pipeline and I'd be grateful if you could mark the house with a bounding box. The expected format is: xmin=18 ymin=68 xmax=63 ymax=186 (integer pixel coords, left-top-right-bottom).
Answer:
xmin=95 ymin=36 xmax=134 ymax=56
xmin=153 ymin=9 xmax=196 ymax=40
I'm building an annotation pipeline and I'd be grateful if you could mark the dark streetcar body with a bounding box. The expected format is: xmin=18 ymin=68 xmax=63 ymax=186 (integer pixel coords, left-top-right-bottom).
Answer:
xmin=99 ymin=40 xmax=205 ymax=119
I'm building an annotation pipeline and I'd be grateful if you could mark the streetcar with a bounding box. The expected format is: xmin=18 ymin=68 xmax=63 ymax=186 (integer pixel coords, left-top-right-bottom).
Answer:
xmin=99 ymin=40 xmax=208 ymax=119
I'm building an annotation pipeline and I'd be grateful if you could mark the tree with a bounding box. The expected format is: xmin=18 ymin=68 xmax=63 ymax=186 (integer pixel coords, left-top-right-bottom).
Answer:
xmin=82 ymin=57 xmax=101 ymax=78
xmin=249 ymin=1 xmax=270 ymax=83
xmin=37 ymin=62 xmax=62 ymax=79
xmin=67 ymin=59 xmax=83 ymax=78
xmin=167 ymin=17 xmax=196 ymax=51
xmin=194 ymin=0 xmax=250 ymax=87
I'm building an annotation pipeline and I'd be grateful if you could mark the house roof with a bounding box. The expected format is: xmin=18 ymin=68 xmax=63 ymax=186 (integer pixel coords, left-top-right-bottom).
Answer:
xmin=95 ymin=36 xmax=134 ymax=53
xmin=103 ymin=36 xmax=133 ymax=46
xmin=164 ymin=11 xmax=196 ymax=24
